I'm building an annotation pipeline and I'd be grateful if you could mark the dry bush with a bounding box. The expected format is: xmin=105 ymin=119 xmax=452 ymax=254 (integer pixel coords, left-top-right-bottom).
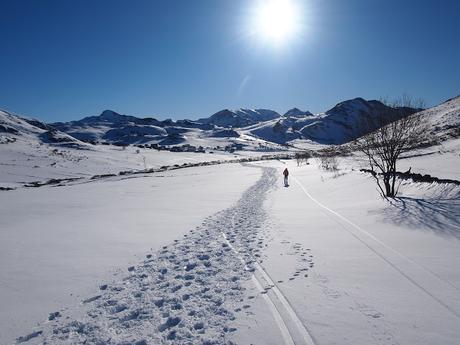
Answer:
xmin=315 ymin=146 xmax=340 ymax=172
xmin=295 ymin=151 xmax=312 ymax=166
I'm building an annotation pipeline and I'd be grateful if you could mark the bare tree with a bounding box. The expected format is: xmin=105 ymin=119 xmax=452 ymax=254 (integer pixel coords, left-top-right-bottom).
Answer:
xmin=354 ymin=95 xmax=429 ymax=198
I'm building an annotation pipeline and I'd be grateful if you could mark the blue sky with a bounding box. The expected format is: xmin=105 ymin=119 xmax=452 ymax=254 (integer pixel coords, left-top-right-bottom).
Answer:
xmin=1 ymin=0 xmax=459 ymax=122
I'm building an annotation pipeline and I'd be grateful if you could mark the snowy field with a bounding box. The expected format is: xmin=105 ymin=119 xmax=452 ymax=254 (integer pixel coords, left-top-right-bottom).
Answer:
xmin=1 ymin=140 xmax=459 ymax=344
xmin=0 ymin=138 xmax=271 ymax=189
xmin=262 ymin=159 xmax=460 ymax=345
xmin=0 ymin=164 xmax=262 ymax=344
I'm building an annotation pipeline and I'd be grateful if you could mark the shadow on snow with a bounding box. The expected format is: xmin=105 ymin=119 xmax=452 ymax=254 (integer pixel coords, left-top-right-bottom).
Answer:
xmin=382 ymin=186 xmax=460 ymax=239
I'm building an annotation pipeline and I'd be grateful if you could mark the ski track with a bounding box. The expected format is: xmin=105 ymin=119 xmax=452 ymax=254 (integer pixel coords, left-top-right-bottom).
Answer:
xmin=293 ymin=176 xmax=460 ymax=320
xmin=222 ymin=230 xmax=316 ymax=345
xmin=17 ymin=165 xmax=305 ymax=345
xmin=221 ymin=232 xmax=296 ymax=345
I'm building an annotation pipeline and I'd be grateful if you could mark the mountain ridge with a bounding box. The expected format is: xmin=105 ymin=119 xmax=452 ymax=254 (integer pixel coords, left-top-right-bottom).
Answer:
xmin=4 ymin=95 xmax=458 ymax=148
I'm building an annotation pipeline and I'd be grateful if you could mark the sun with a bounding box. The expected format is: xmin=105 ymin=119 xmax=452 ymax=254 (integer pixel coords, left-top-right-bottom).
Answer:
xmin=252 ymin=0 xmax=301 ymax=46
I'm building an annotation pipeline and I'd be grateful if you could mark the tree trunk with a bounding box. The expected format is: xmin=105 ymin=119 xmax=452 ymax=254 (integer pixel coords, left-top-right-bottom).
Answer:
xmin=389 ymin=161 xmax=397 ymax=197
xmin=383 ymin=176 xmax=391 ymax=197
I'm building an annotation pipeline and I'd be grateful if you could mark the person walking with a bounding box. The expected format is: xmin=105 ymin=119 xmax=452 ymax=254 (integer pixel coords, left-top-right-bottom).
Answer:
xmin=283 ymin=168 xmax=289 ymax=187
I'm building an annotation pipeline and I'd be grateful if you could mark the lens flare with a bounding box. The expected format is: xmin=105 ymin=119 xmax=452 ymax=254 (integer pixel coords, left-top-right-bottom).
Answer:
xmin=252 ymin=0 xmax=301 ymax=46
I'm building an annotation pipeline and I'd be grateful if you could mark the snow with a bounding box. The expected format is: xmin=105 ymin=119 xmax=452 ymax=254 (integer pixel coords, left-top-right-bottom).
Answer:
xmin=244 ymin=118 xmax=301 ymax=144
xmin=239 ymin=98 xmax=425 ymax=146
xmin=422 ymin=94 xmax=460 ymax=139
xmin=0 ymin=109 xmax=88 ymax=149
xmin=398 ymin=139 xmax=460 ymax=180
xmin=297 ymin=98 xmax=409 ymax=144
xmin=198 ymin=108 xmax=280 ymax=128
xmin=262 ymin=159 xmax=460 ymax=345
xmin=0 ymin=136 xmax=279 ymax=189
xmin=1 ymin=142 xmax=459 ymax=344
xmin=1 ymin=99 xmax=459 ymax=344
xmin=0 ymin=164 xmax=262 ymax=344
xmin=7 ymin=95 xmax=456 ymax=153
xmin=0 ymin=109 xmax=44 ymax=137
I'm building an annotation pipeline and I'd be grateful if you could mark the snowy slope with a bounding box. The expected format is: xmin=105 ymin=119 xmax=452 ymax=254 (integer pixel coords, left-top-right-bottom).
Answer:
xmin=244 ymin=117 xmax=302 ymax=144
xmin=0 ymin=109 xmax=50 ymax=137
xmin=422 ymin=94 xmax=460 ymax=140
xmin=0 ymin=109 xmax=87 ymax=148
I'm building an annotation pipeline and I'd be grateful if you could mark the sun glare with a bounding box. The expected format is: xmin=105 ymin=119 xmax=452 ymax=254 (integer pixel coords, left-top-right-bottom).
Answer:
xmin=252 ymin=0 xmax=301 ymax=46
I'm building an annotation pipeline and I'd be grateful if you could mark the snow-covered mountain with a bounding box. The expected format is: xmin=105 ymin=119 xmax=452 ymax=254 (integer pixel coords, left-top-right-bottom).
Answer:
xmin=296 ymin=98 xmax=419 ymax=144
xmin=50 ymin=108 xmax=282 ymax=146
xmin=197 ymin=108 xmax=280 ymax=128
xmin=51 ymin=110 xmax=213 ymax=144
xmin=0 ymin=109 xmax=85 ymax=147
xmin=283 ymin=108 xmax=313 ymax=117
xmin=243 ymin=98 xmax=420 ymax=145
xmin=49 ymin=99 xmax=424 ymax=146
xmin=6 ymin=96 xmax=456 ymax=149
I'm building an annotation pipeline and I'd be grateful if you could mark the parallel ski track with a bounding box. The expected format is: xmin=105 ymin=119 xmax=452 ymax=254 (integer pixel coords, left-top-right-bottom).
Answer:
xmin=293 ymin=176 xmax=460 ymax=320
xmin=223 ymin=167 xmax=316 ymax=345
xmin=222 ymin=232 xmax=316 ymax=345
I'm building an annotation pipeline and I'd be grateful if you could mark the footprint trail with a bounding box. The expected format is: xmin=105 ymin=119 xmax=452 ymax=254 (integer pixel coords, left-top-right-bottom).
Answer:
xmin=18 ymin=165 xmax=279 ymax=345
